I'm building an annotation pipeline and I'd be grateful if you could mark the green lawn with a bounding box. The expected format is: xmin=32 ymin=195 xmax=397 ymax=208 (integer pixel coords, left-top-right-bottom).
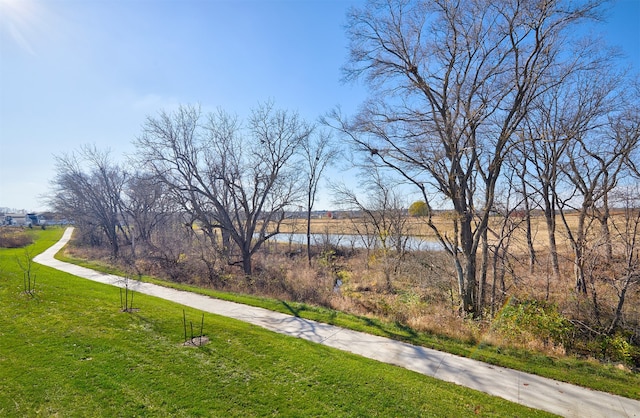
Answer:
xmin=0 ymin=228 xmax=555 ymax=417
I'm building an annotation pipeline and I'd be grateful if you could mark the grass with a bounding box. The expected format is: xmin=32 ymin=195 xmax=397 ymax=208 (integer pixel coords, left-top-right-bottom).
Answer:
xmin=57 ymin=234 xmax=640 ymax=401
xmin=0 ymin=228 xmax=556 ymax=417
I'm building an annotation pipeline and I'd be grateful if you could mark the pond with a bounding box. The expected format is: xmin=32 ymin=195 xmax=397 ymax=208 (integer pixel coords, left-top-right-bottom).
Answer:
xmin=267 ymin=232 xmax=443 ymax=252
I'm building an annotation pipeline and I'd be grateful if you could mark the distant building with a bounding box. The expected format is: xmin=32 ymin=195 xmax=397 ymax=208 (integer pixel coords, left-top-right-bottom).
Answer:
xmin=25 ymin=213 xmax=46 ymax=227
xmin=1 ymin=213 xmax=46 ymax=227
xmin=2 ymin=213 xmax=26 ymax=226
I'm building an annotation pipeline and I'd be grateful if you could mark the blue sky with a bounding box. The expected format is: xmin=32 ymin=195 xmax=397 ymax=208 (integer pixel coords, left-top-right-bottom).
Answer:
xmin=1 ymin=0 xmax=639 ymax=212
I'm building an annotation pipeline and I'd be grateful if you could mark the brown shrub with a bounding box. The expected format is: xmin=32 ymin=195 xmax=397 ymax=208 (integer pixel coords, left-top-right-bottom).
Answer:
xmin=0 ymin=228 xmax=33 ymax=248
xmin=250 ymin=250 xmax=334 ymax=306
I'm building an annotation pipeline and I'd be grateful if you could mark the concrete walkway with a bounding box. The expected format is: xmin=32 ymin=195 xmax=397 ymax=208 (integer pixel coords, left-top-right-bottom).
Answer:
xmin=34 ymin=228 xmax=640 ymax=418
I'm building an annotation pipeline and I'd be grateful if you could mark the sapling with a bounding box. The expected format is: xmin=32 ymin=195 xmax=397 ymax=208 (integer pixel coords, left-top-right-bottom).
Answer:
xmin=119 ymin=276 xmax=136 ymax=312
xmin=17 ymin=248 xmax=37 ymax=296
xmin=182 ymin=310 xmax=206 ymax=346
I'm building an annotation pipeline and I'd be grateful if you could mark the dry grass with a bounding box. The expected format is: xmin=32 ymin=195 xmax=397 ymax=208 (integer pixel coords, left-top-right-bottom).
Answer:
xmin=279 ymin=211 xmax=617 ymax=249
xmin=0 ymin=228 xmax=33 ymax=248
xmin=278 ymin=215 xmax=455 ymax=238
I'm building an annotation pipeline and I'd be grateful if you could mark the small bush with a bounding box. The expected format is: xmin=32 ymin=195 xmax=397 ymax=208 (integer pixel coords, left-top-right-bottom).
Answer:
xmin=597 ymin=334 xmax=638 ymax=366
xmin=493 ymin=299 xmax=573 ymax=350
xmin=0 ymin=229 xmax=33 ymax=248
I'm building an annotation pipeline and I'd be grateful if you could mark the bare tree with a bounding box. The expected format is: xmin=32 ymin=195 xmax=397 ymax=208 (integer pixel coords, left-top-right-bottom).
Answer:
xmin=606 ymin=185 xmax=640 ymax=335
xmin=487 ymin=171 xmax=527 ymax=315
xmin=134 ymin=103 xmax=311 ymax=276
xmin=333 ymin=169 xmax=411 ymax=291
xmin=329 ymin=0 xmax=603 ymax=315
xmin=595 ymin=95 xmax=640 ymax=261
xmin=301 ymin=129 xmax=339 ymax=265
xmin=521 ymin=108 xmax=570 ymax=281
xmin=521 ymin=59 xmax=614 ymax=279
xmin=50 ymin=145 xmax=128 ymax=257
xmin=122 ymin=172 xmax=177 ymax=259
xmin=559 ymin=103 xmax=639 ymax=294
xmin=143 ymin=212 xmax=194 ymax=282
xmin=519 ymin=163 xmax=538 ymax=274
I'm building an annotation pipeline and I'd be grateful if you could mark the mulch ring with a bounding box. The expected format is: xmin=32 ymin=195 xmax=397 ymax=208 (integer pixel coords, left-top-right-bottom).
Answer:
xmin=182 ymin=336 xmax=210 ymax=347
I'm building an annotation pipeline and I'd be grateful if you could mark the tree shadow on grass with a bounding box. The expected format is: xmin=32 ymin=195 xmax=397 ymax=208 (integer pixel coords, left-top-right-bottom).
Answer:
xmin=280 ymin=300 xmax=424 ymax=344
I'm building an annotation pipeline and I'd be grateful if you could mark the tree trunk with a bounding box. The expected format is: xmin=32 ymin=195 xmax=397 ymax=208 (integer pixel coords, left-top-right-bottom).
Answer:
xmin=105 ymin=225 xmax=119 ymax=258
xmin=463 ymin=252 xmax=478 ymax=315
xmin=574 ymin=212 xmax=588 ymax=294
xmin=242 ymin=251 xmax=252 ymax=276
xmin=599 ymin=204 xmax=613 ymax=263
xmin=460 ymin=213 xmax=477 ymax=315
xmin=600 ymin=172 xmax=613 ymax=263
xmin=479 ymin=228 xmax=488 ymax=314
xmin=522 ymin=178 xmax=536 ymax=273
xmin=608 ymin=283 xmax=628 ymax=334
xmin=543 ymin=202 xmax=561 ymax=280
xmin=111 ymin=239 xmax=119 ymax=258
xmin=306 ymin=204 xmax=312 ymax=267
xmin=573 ymin=247 xmax=587 ymax=293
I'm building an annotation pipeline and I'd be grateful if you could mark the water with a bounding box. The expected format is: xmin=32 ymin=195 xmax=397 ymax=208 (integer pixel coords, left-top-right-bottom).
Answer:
xmin=268 ymin=232 xmax=443 ymax=252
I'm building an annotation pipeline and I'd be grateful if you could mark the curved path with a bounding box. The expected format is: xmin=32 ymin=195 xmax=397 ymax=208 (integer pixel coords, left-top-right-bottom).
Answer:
xmin=34 ymin=228 xmax=640 ymax=418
